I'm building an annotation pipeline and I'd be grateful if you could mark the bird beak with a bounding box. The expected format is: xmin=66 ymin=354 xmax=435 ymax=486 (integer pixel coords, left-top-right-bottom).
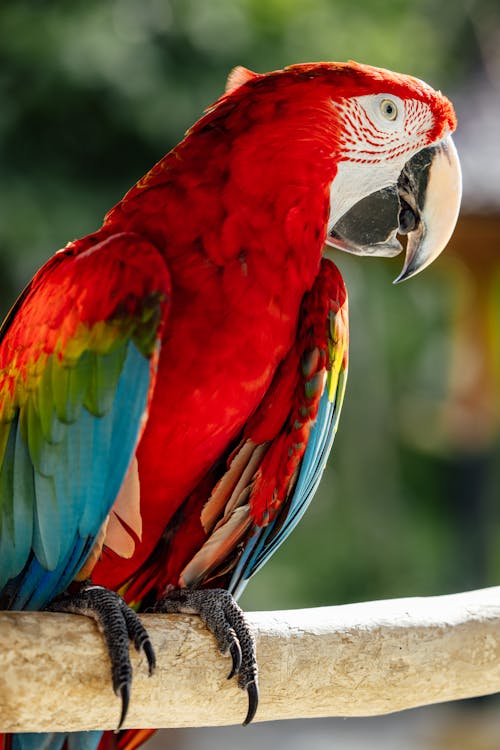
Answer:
xmin=326 ymin=135 xmax=462 ymax=283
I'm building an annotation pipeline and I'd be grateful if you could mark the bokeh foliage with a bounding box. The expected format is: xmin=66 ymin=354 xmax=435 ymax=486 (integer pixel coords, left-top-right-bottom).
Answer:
xmin=0 ymin=0 xmax=498 ymax=611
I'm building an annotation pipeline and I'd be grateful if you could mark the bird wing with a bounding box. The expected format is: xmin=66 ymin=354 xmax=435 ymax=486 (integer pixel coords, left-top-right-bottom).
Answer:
xmin=176 ymin=257 xmax=348 ymax=598
xmin=0 ymin=232 xmax=170 ymax=609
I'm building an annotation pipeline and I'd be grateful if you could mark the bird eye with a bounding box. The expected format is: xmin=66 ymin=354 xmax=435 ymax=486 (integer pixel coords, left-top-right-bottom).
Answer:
xmin=380 ymin=99 xmax=398 ymax=121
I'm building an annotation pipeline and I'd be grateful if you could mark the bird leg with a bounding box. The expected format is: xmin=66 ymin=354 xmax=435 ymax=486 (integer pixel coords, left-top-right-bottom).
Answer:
xmin=45 ymin=583 xmax=155 ymax=730
xmin=155 ymin=587 xmax=259 ymax=725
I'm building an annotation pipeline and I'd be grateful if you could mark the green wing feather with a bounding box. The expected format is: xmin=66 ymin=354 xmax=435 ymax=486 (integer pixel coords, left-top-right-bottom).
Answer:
xmin=0 ymin=232 xmax=170 ymax=609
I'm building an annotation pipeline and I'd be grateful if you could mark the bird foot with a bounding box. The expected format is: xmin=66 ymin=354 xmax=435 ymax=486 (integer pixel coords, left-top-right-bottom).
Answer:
xmin=155 ymin=587 xmax=258 ymax=725
xmin=45 ymin=583 xmax=155 ymax=731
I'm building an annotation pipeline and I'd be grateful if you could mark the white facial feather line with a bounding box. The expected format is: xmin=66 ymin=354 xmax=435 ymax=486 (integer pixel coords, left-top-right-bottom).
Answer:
xmin=328 ymin=93 xmax=435 ymax=227
xmin=332 ymin=94 xmax=434 ymax=162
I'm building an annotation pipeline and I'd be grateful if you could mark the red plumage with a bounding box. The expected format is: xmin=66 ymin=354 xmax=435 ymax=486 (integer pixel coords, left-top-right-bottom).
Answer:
xmin=0 ymin=60 xmax=460 ymax=750
xmin=91 ymin=67 xmax=343 ymax=596
xmin=90 ymin=62 xmax=453 ymax=601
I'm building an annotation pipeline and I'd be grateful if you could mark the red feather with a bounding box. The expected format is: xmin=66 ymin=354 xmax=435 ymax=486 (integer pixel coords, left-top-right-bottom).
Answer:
xmin=91 ymin=62 xmax=455 ymax=600
xmin=0 ymin=61 xmax=458 ymax=750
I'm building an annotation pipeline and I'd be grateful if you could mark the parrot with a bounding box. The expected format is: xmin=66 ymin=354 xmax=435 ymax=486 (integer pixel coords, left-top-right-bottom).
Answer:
xmin=0 ymin=61 xmax=461 ymax=750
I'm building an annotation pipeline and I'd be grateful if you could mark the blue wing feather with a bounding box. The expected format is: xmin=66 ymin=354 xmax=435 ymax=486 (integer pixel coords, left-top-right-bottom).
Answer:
xmin=0 ymin=340 xmax=151 ymax=610
xmin=229 ymin=384 xmax=340 ymax=598
xmin=102 ymin=341 xmax=152 ymax=512
xmin=0 ymin=233 xmax=170 ymax=613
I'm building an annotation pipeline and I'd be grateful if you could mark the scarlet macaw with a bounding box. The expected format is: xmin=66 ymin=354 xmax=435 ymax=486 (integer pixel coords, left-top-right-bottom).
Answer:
xmin=0 ymin=62 xmax=461 ymax=750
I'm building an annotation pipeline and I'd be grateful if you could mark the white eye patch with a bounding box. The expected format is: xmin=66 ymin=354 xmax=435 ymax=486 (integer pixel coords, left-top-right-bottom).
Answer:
xmin=351 ymin=93 xmax=406 ymax=134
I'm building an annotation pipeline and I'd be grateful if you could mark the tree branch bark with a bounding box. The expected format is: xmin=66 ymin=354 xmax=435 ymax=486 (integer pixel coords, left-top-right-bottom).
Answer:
xmin=1 ymin=586 xmax=500 ymax=732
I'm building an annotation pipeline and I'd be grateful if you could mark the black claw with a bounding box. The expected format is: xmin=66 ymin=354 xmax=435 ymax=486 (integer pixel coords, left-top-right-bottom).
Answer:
xmin=156 ymin=587 xmax=259 ymax=726
xmin=227 ymin=639 xmax=242 ymax=680
xmin=143 ymin=638 xmax=156 ymax=676
xmin=116 ymin=682 xmax=130 ymax=733
xmin=243 ymin=680 xmax=259 ymax=726
xmin=46 ymin=584 xmax=155 ymax=732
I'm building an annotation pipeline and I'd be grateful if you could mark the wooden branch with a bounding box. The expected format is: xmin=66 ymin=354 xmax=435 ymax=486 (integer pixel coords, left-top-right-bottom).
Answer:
xmin=2 ymin=586 xmax=500 ymax=732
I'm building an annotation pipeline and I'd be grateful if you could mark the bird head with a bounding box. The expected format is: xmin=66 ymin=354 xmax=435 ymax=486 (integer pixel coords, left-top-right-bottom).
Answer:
xmin=222 ymin=61 xmax=461 ymax=282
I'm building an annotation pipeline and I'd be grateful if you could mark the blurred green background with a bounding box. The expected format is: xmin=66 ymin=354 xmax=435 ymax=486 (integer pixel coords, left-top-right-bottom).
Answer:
xmin=1 ymin=0 xmax=499 ymax=615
